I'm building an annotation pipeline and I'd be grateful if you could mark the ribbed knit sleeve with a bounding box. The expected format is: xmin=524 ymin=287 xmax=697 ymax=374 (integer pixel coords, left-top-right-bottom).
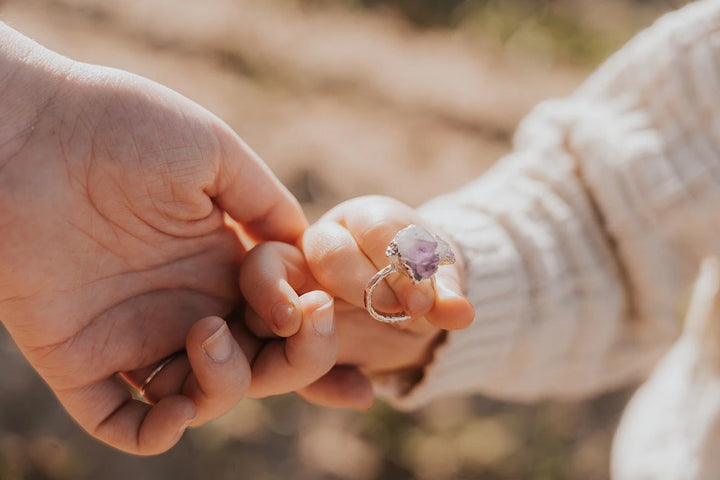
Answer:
xmin=376 ymin=0 xmax=720 ymax=408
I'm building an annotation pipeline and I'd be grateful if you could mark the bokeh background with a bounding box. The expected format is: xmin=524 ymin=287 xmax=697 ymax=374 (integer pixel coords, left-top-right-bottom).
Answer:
xmin=0 ymin=0 xmax=690 ymax=479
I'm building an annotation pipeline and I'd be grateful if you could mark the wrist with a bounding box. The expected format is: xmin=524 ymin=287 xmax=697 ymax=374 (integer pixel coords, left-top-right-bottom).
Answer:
xmin=412 ymin=329 xmax=447 ymax=371
xmin=371 ymin=330 xmax=448 ymax=400
xmin=0 ymin=23 xmax=72 ymax=165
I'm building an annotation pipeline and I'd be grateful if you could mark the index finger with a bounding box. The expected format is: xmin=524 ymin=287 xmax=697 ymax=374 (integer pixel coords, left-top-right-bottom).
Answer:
xmin=310 ymin=196 xmax=436 ymax=317
xmin=210 ymin=125 xmax=307 ymax=244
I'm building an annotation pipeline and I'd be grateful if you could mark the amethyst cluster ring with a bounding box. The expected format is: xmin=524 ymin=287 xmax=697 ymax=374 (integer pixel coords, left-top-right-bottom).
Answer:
xmin=364 ymin=224 xmax=455 ymax=324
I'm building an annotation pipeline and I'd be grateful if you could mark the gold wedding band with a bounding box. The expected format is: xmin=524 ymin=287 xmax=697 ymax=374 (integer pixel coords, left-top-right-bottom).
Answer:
xmin=139 ymin=353 xmax=179 ymax=400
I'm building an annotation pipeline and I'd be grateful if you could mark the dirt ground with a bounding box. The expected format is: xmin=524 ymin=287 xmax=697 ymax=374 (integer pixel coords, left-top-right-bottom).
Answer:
xmin=0 ymin=1 xmax=685 ymax=479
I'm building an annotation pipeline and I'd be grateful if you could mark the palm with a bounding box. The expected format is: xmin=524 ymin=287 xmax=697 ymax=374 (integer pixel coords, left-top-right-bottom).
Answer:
xmin=334 ymin=300 xmax=441 ymax=373
xmin=0 ymin=63 xmax=304 ymax=452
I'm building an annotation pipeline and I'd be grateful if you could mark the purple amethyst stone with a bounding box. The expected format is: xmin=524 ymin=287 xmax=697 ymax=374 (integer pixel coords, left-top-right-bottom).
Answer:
xmin=394 ymin=225 xmax=441 ymax=282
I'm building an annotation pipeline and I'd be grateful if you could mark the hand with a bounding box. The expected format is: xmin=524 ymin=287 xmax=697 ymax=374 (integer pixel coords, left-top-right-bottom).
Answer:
xmin=240 ymin=196 xmax=474 ymax=410
xmin=123 ymin=289 xmax=338 ymax=421
xmin=0 ymin=24 xmax=308 ymax=454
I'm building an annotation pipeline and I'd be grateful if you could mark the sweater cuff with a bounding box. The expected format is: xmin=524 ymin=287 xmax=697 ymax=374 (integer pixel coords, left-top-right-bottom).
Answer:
xmin=374 ymin=198 xmax=527 ymax=409
xmin=373 ymin=147 xmax=634 ymax=408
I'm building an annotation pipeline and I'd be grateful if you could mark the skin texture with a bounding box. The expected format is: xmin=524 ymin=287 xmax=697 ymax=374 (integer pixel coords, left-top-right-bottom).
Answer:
xmin=0 ymin=24 xmax=338 ymax=455
xmin=240 ymin=196 xmax=475 ymax=410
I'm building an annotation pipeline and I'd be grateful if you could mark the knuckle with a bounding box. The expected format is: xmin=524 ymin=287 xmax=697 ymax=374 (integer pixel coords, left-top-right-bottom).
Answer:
xmin=304 ymin=232 xmax=352 ymax=283
xmin=312 ymin=241 xmax=348 ymax=274
xmin=239 ymin=243 xmax=275 ymax=286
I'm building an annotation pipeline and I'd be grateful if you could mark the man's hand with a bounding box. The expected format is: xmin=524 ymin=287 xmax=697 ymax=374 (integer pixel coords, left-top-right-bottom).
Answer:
xmin=0 ymin=24 xmax=306 ymax=455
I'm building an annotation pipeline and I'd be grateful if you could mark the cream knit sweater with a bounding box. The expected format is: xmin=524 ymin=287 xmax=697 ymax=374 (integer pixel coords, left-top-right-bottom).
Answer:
xmin=382 ymin=0 xmax=720 ymax=408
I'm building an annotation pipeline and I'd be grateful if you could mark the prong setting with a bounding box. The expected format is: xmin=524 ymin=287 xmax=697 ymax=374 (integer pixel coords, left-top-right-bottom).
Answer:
xmin=364 ymin=225 xmax=457 ymax=323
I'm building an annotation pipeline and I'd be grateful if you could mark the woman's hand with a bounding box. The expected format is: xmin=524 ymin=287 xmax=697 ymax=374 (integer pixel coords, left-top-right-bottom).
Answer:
xmin=240 ymin=196 xmax=474 ymax=410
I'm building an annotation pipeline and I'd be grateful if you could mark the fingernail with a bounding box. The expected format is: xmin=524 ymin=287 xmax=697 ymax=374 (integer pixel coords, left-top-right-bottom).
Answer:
xmin=435 ymin=277 xmax=462 ymax=299
xmin=407 ymin=288 xmax=434 ymax=315
xmin=311 ymin=298 xmax=334 ymax=336
xmin=202 ymin=322 xmax=233 ymax=363
xmin=179 ymin=415 xmax=196 ymax=435
xmin=271 ymin=302 xmax=298 ymax=335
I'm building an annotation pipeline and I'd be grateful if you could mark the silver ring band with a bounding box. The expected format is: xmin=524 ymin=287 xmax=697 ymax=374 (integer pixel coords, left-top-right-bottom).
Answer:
xmin=364 ymin=265 xmax=411 ymax=324
xmin=364 ymin=265 xmax=437 ymax=324
xmin=363 ymin=224 xmax=453 ymax=324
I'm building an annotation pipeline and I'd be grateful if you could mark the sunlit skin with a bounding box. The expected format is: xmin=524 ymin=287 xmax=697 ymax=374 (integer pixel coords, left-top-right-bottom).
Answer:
xmin=0 ymin=22 xmax=474 ymax=455
xmin=240 ymin=196 xmax=475 ymax=409
xmin=0 ymin=23 xmax=342 ymax=455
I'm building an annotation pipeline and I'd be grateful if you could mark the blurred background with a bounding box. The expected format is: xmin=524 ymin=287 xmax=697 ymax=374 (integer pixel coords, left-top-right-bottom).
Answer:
xmin=0 ymin=0 xmax=690 ymax=479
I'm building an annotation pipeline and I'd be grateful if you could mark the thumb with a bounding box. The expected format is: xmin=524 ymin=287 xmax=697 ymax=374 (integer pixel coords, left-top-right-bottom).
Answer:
xmin=425 ymin=264 xmax=475 ymax=330
xmin=210 ymin=126 xmax=307 ymax=243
